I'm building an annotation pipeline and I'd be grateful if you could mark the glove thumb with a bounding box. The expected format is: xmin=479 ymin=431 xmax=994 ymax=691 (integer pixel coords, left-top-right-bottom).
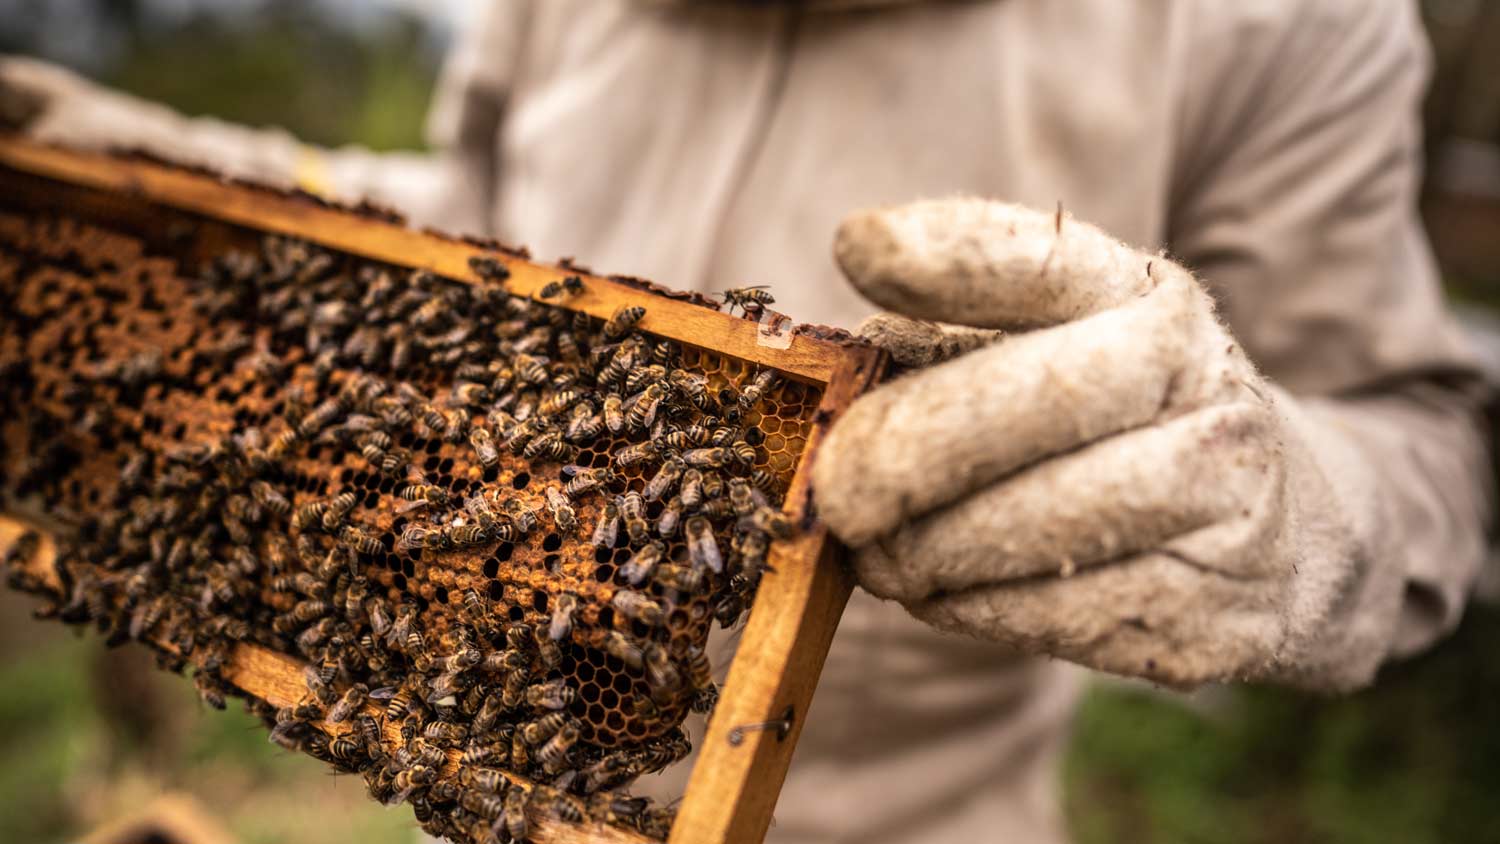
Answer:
xmin=834 ymin=197 xmax=1157 ymax=330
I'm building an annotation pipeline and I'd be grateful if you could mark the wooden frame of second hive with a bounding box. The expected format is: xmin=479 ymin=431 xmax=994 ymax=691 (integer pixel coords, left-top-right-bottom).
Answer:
xmin=0 ymin=137 xmax=883 ymax=844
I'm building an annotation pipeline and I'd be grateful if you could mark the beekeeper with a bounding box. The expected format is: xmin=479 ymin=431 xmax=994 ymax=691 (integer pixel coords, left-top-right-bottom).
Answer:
xmin=2 ymin=1 xmax=1490 ymax=842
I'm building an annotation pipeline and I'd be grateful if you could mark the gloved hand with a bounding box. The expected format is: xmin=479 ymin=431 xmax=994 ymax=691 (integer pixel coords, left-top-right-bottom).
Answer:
xmin=812 ymin=198 xmax=1391 ymax=689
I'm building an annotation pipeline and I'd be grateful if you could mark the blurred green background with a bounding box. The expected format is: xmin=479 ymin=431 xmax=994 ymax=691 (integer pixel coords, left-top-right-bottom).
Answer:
xmin=1 ymin=1 xmax=1499 ymax=842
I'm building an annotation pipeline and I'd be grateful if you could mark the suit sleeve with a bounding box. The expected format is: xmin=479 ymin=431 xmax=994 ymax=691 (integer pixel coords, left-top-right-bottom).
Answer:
xmin=1168 ymin=0 xmax=1493 ymax=679
xmin=9 ymin=0 xmax=529 ymax=237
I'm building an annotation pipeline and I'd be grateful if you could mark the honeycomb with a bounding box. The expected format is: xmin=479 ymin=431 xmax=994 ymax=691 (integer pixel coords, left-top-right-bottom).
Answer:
xmin=0 ymin=204 xmax=822 ymax=842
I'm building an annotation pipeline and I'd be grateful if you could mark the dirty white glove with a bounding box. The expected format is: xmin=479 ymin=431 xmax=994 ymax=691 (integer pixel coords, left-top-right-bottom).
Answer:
xmin=813 ymin=199 xmax=1401 ymax=689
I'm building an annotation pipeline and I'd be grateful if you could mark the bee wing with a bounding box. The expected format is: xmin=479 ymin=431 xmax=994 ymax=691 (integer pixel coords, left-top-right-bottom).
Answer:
xmin=395 ymin=498 xmax=430 ymax=515
xmin=688 ymin=522 xmax=724 ymax=573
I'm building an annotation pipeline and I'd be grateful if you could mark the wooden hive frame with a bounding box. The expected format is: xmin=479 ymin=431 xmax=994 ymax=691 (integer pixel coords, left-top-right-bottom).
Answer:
xmin=0 ymin=136 xmax=883 ymax=844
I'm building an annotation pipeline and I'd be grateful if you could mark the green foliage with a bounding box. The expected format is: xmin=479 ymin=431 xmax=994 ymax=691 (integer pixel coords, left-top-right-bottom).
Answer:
xmin=1065 ymin=605 xmax=1500 ymax=844
xmin=102 ymin=8 xmax=436 ymax=151
xmin=0 ymin=636 xmax=101 ymax=843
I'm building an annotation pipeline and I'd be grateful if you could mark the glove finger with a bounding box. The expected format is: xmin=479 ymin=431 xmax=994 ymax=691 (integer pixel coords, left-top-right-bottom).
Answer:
xmin=850 ymin=401 xmax=1284 ymax=602
xmin=855 ymin=312 xmax=1004 ymax=368
xmin=835 ymin=198 xmax=1161 ymax=330
xmin=906 ymin=552 xmax=1286 ymax=688
xmin=814 ymin=274 xmax=1248 ymax=545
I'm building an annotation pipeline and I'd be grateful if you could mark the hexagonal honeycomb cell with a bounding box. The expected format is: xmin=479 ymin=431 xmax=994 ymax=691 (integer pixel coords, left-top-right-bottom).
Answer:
xmin=0 ymin=202 xmax=824 ymax=843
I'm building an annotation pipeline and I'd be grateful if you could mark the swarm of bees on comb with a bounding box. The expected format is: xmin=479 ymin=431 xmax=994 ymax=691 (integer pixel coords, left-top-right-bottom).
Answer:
xmin=0 ymin=208 xmax=821 ymax=842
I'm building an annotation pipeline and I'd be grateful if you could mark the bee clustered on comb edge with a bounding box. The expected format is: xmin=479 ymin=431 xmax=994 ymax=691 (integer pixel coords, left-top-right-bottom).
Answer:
xmin=0 ymin=209 xmax=818 ymax=843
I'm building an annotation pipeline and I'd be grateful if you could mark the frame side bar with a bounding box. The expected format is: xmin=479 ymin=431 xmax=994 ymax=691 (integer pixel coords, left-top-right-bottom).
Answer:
xmin=669 ymin=346 xmax=883 ymax=844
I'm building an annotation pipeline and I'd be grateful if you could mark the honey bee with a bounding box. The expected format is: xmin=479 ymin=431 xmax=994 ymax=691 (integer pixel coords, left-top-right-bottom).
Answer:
xmin=444 ymin=522 xmax=490 ymax=547
xmin=645 ymin=646 xmax=685 ymax=704
xmin=399 ymin=482 xmax=450 ymax=510
xmin=523 ymin=431 xmax=577 ymax=463
xmin=535 ymin=627 xmax=563 ymax=670
xmin=452 ymin=381 xmax=491 ymax=408
xmin=328 ymin=733 xmax=366 ymax=768
xmin=226 ymin=494 xmax=264 ymax=526
xmin=678 ymin=517 xmax=722 ymax=576
xmin=423 ymin=720 xmax=469 ymax=746
xmin=589 ymin=500 xmax=621 ymax=549
xmin=624 ymin=363 xmax=667 ymax=395
xmin=682 ymin=446 xmax=733 ymax=468
xmin=375 ymin=395 xmax=413 ymax=428
xmin=729 ymin=439 xmax=757 ymax=466
xmin=601 ymin=393 xmax=626 ymax=434
xmin=403 ymin=736 xmax=448 ymax=771
xmin=612 ymin=589 xmax=664 ymax=626
xmin=580 ymin=752 xmax=635 ymax=793
xmin=620 ymin=541 xmax=665 ymax=586
xmin=740 ymin=505 xmax=796 ymax=540
xmin=589 ymin=792 xmax=651 ymax=825
xmin=395 ymin=524 xmax=437 ymax=555
xmin=512 ymin=353 xmax=549 ymax=386
xmin=297 ymin=397 xmax=344 ymax=439
xmin=657 ymin=495 xmax=683 ymax=538
xmin=564 ymin=402 xmax=602 ymax=442
xmin=538 ymin=387 xmax=582 ymax=417
xmin=537 ymin=724 xmax=582 ymax=777
xmin=544 ymin=485 xmax=577 ymax=532
xmin=268 ymin=708 xmax=312 ymax=752
xmin=700 ymin=469 xmax=726 ymax=500
xmin=626 ymin=383 xmax=667 ymax=432
xmin=289 ymin=598 xmax=330 ymax=625
xmin=392 ymin=765 xmax=437 ymax=800
xmin=505 ymin=498 xmax=540 ymax=535
xmin=468 ymin=426 xmax=500 ymax=468
xmin=248 ymin=480 xmax=291 ymax=516
xmin=613 ymin=439 xmax=657 ymax=468
xmin=654 ymin=562 xmax=704 ymax=593
xmin=668 ymin=369 xmax=711 ymax=406
xmin=471 ymin=695 xmax=512 ymax=738
xmin=642 ymin=457 xmax=683 ymax=502
xmin=502 ymin=669 xmax=531 ymax=711
xmin=562 ymin=466 xmax=614 ymax=498
xmin=525 ymin=678 xmax=577 ymax=711
xmin=728 ymin=478 xmax=760 ymax=516
xmin=721 ymin=284 xmax=775 ymax=316
xmin=339 ymin=525 xmax=384 ymax=556
xmin=418 ymin=403 xmax=448 ymax=438
xmin=441 ymin=646 xmax=483 ymax=674
xmin=460 ymin=788 xmax=507 ymax=821
xmin=691 ymin=683 xmax=720 ymax=714
xmin=193 ymin=669 xmax=229 ymax=710
xmin=619 ymin=491 xmax=648 ymax=545
xmin=445 ymin=407 xmax=472 ymax=444
xmin=603 ymin=305 xmax=646 ymax=339
xmin=379 ymin=683 xmax=420 ymax=723
xmin=678 ymin=468 xmax=705 ymax=508
xmin=502 ymin=787 xmax=531 ymax=841
xmin=548 ymin=593 xmax=577 ymax=641
xmin=681 ymin=643 xmax=714 ymax=691
xmin=326 ymin=682 xmax=368 ymax=723
xmin=460 ymin=738 xmax=510 ymax=768
xmin=739 ymin=369 xmax=778 ymax=408
xmin=538 ymin=274 xmax=585 ymax=300
xmin=467 ymin=254 xmax=511 ymax=281
xmin=321 ymin=491 xmax=359 ymax=532
xmin=736 ymin=529 xmax=772 ymax=575
xmin=503 ymin=418 xmax=543 ymax=457
xmin=521 ymin=712 xmax=571 ymax=747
